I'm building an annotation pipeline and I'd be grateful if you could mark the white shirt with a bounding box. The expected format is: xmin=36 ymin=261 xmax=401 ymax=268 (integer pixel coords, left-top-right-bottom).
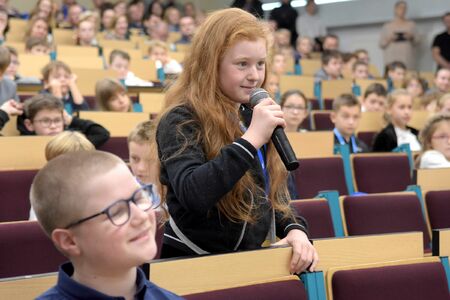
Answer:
xmin=164 ymin=59 xmax=182 ymax=74
xmin=296 ymin=13 xmax=327 ymax=39
xmin=394 ymin=126 xmax=422 ymax=151
xmin=125 ymin=71 xmax=154 ymax=87
xmin=419 ymin=150 xmax=450 ymax=169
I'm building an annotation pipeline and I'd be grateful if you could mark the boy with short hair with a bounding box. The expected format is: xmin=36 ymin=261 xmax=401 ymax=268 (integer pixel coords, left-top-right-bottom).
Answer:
xmin=41 ymin=61 xmax=89 ymax=113
xmin=385 ymin=61 xmax=406 ymax=91
xmin=108 ymin=49 xmax=154 ymax=86
xmin=352 ymin=60 xmax=370 ymax=80
xmin=31 ymin=151 xmax=181 ymax=299
xmin=19 ymin=94 xmax=109 ymax=148
xmin=0 ymin=46 xmax=19 ymax=105
xmin=331 ymin=93 xmax=369 ymax=153
xmin=314 ymin=50 xmax=343 ymax=83
xmin=362 ymin=83 xmax=388 ymax=112
xmin=25 ymin=37 xmax=51 ymax=55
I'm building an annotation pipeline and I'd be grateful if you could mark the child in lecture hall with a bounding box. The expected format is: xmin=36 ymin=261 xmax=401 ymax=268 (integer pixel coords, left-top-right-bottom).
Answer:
xmin=404 ymin=74 xmax=427 ymax=106
xmin=29 ymin=131 xmax=95 ymax=221
xmin=108 ymin=49 xmax=154 ymax=87
xmin=4 ymin=47 xmax=42 ymax=84
xmin=31 ymin=151 xmax=182 ymax=299
xmin=280 ymin=89 xmax=309 ymax=132
xmin=361 ymin=83 xmax=388 ymax=113
xmin=154 ymin=8 xmax=317 ymax=273
xmin=0 ymin=46 xmax=18 ymax=104
xmin=147 ymin=40 xmax=182 ymax=75
xmin=418 ymin=114 xmax=450 ymax=168
xmin=438 ymin=93 xmax=450 ymax=113
xmin=95 ymin=78 xmax=142 ymax=112
xmin=41 ymin=61 xmax=89 ymax=113
xmin=331 ymin=93 xmax=369 ymax=153
xmin=373 ymin=89 xmax=421 ymax=152
xmin=295 ymin=36 xmax=313 ymax=60
xmin=271 ymin=52 xmax=287 ymax=76
xmin=18 ymin=94 xmax=110 ymax=148
xmin=352 ymin=60 xmax=370 ymax=80
xmin=314 ymin=49 xmax=343 ymax=83
xmin=25 ymin=37 xmax=51 ymax=55
xmin=385 ymin=61 xmax=407 ymax=92
xmin=266 ymin=72 xmax=280 ymax=102
xmin=75 ymin=16 xmax=99 ymax=47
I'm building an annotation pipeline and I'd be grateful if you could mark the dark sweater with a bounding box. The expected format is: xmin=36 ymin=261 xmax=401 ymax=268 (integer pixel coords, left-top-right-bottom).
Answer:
xmin=156 ymin=105 xmax=308 ymax=255
xmin=0 ymin=110 xmax=9 ymax=132
xmin=372 ymin=123 xmax=419 ymax=152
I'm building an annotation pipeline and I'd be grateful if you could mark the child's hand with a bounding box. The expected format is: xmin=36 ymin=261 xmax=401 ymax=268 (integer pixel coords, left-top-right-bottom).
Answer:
xmin=47 ymin=79 xmax=63 ymax=98
xmin=69 ymin=74 xmax=78 ymax=85
xmin=62 ymin=110 xmax=73 ymax=126
xmin=0 ymin=100 xmax=24 ymax=116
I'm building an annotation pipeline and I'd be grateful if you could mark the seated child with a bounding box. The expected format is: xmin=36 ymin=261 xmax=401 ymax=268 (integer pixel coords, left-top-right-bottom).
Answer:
xmin=353 ymin=49 xmax=370 ymax=65
xmin=25 ymin=36 xmax=51 ymax=55
xmin=418 ymin=114 xmax=450 ymax=168
xmin=295 ymin=36 xmax=313 ymax=60
xmin=385 ymin=61 xmax=406 ymax=92
xmin=31 ymin=151 xmax=182 ymax=299
xmin=352 ymin=60 xmax=370 ymax=80
xmin=331 ymin=93 xmax=369 ymax=153
xmin=18 ymin=94 xmax=110 ymax=148
xmin=76 ymin=16 xmax=99 ymax=47
xmin=438 ymin=93 xmax=450 ymax=113
xmin=147 ymin=40 xmax=182 ymax=75
xmin=41 ymin=61 xmax=89 ymax=113
xmin=266 ymin=72 xmax=280 ymax=103
xmin=95 ymin=78 xmax=142 ymax=112
xmin=271 ymin=52 xmax=287 ymax=76
xmin=362 ymin=83 xmax=388 ymax=112
xmin=0 ymin=99 xmax=23 ymax=131
xmin=314 ymin=50 xmax=343 ymax=83
xmin=404 ymin=75 xmax=427 ymax=100
xmin=108 ymin=49 xmax=154 ymax=87
xmin=29 ymin=131 xmax=95 ymax=220
xmin=0 ymin=46 xmax=19 ymax=104
xmin=280 ymin=89 xmax=309 ymax=132
xmin=4 ymin=46 xmax=42 ymax=84
xmin=373 ymin=89 xmax=421 ymax=152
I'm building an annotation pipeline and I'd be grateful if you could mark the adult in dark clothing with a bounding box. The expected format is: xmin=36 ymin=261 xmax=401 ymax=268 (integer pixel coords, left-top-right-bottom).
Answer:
xmin=432 ymin=12 xmax=450 ymax=70
xmin=231 ymin=0 xmax=264 ymax=18
xmin=269 ymin=0 xmax=298 ymax=46
xmin=154 ymin=8 xmax=318 ymax=274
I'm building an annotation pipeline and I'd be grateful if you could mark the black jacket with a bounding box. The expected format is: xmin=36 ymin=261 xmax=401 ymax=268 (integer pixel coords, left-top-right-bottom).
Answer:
xmin=0 ymin=109 xmax=9 ymax=132
xmin=231 ymin=0 xmax=264 ymax=18
xmin=372 ymin=123 xmax=419 ymax=152
xmin=156 ymin=105 xmax=308 ymax=255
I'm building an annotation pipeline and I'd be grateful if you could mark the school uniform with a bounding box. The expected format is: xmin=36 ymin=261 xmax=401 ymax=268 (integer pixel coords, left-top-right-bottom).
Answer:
xmin=372 ymin=123 xmax=420 ymax=152
xmin=36 ymin=262 xmax=182 ymax=300
xmin=333 ymin=128 xmax=369 ymax=153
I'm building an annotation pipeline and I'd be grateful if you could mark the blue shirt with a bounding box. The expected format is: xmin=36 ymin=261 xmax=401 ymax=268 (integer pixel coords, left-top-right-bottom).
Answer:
xmin=37 ymin=262 xmax=183 ymax=300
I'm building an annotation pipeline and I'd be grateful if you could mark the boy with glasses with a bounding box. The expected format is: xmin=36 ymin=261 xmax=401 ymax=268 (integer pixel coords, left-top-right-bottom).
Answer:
xmin=19 ymin=94 xmax=110 ymax=148
xmin=31 ymin=151 xmax=182 ymax=299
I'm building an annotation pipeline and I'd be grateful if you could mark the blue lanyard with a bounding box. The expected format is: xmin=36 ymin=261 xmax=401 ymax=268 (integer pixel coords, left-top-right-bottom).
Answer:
xmin=334 ymin=128 xmax=359 ymax=153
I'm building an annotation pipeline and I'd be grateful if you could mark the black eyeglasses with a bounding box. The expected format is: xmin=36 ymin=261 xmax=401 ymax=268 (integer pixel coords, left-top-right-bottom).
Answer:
xmin=65 ymin=185 xmax=156 ymax=229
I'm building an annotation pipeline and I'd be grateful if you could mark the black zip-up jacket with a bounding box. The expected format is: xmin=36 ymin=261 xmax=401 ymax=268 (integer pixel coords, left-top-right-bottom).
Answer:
xmin=156 ymin=104 xmax=308 ymax=255
xmin=373 ymin=123 xmax=419 ymax=152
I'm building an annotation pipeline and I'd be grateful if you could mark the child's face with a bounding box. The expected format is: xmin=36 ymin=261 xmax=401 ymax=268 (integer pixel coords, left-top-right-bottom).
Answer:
xmin=167 ymin=8 xmax=180 ymax=25
xmin=282 ymin=94 xmax=308 ymax=131
xmin=324 ymin=58 xmax=343 ymax=78
xmin=430 ymin=121 xmax=450 ymax=160
xmin=115 ymin=16 xmax=128 ymax=37
xmin=72 ymin=163 xmax=157 ymax=269
xmin=5 ymin=53 xmax=19 ymax=79
xmin=102 ymin=9 xmax=115 ymax=29
xmin=435 ymin=69 xmax=450 ymax=93
xmin=331 ymin=105 xmax=361 ymax=138
xmin=363 ymin=93 xmax=386 ymax=112
xmin=149 ymin=46 xmax=168 ymax=63
xmin=48 ymin=68 xmax=71 ymax=95
xmin=27 ymin=109 xmax=64 ymax=136
xmin=406 ymin=79 xmax=424 ymax=98
xmin=30 ymin=20 xmax=48 ymax=39
xmin=108 ymin=92 xmax=131 ymax=112
xmin=38 ymin=0 xmax=52 ymax=18
xmin=30 ymin=45 xmax=49 ymax=55
xmin=266 ymin=74 xmax=279 ymax=97
xmin=129 ymin=141 xmax=154 ymax=184
xmin=297 ymin=38 xmax=312 ymax=55
xmin=78 ymin=21 xmax=95 ymax=43
xmin=353 ymin=64 xmax=369 ymax=80
xmin=114 ymin=2 xmax=127 ymax=16
xmin=388 ymin=67 xmax=406 ymax=82
xmin=272 ymin=54 xmax=286 ymax=76
xmin=110 ymin=56 xmax=129 ymax=80
xmin=356 ymin=52 xmax=369 ymax=64
xmin=388 ymin=94 xmax=413 ymax=128
xmin=219 ymin=39 xmax=266 ymax=105
xmin=275 ymin=32 xmax=290 ymax=48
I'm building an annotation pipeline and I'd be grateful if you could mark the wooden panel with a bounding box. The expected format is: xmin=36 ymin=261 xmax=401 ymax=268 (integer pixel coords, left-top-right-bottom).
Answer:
xmin=419 ymin=71 xmax=435 ymax=88
xmin=279 ymin=75 xmax=315 ymax=99
xmin=71 ymin=68 xmax=117 ymax=96
xmin=417 ymin=168 xmax=450 ymax=194
xmin=433 ymin=229 xmax=450 ymax=257
xmin=321 ymin=80 xmax=353 ymax=99
xmin=355 ymin=79 xmax=387 ymax=97
xmin=169 ymin=51 xmax=186 ymax=64
xmin=139 ymin=93 xmax=165 ymax=114
xmin=408 ymin=110 xmax=432 ymax=130
xmin=368 ymin=64 xmax=381 ymax=78
xmin=314 ymin=231 xmax=424 ymax=273
xmin=300 ymin=59 xmax=321 ymax=76
xmin=18 ymin=54 xmax=50 ymax=78
xmin=99 ymin=39 xmax=136 ymax=50
xmin=149 ymin=246 xmax=293 ymax=295
xmin=168 ymin=32 xmax=181 ymax=44
xmin=78 ymin=111 xmax=150 ymax=137
xmin=0 ymin=273 xmax=57 ymax=300
xmin=0 ymin=136 xmax=51 ymax=170
xmin=130 ymin=59 xmax=157 ymax=82
xmin=356 ymin=111 xmax=385 ymax=132
xmin=4 ymin=42 xmax=26 ymax=53
xmin=56 ymin=46 xmax=99 ymax=57
xmin=53 ymin=29 xmax=75 ymax=45
xmin=58 ymin=56 xmax=104 ymax=70
xmin=0 ymin=116 xmax=19 ymax=136
xmin=286 ymin=131 xmax=334 ymax=158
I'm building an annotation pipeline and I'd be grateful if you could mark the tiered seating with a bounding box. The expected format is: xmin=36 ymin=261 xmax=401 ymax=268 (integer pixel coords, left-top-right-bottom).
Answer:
xmin=290 ymin=199 xmax=335 ymax=238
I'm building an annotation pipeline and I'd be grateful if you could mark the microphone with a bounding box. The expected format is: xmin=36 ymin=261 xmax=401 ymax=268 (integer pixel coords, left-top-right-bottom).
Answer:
xmin=249 ymin=88 xmax=299 ymax=171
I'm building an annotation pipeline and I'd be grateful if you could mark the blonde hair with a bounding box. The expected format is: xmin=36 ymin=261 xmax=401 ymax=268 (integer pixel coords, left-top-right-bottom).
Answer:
xmin=387 ymin=89 xmax=411 ymax=108
xmin=24 ymin=16 xmax=49 ymax=42
xmin=154 ymin=8 xmax=292 ymax=223
xmin=147 ymin=40 xmax=169 ymax=55
xmin=438 ymin=93 xmax=450 ymax=110
xmin=31 ymin=151 xmax=123 ymax=236
xmin=45 ymin=131 xmax=95 ymax=161
xmin=95 ymin=78 xmax=130 ymax=111
xmin=128 ymin=120 xmax=154 ymax=144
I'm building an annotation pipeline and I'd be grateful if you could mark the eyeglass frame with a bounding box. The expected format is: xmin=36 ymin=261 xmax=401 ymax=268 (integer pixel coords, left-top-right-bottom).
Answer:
xmin=431 ymin=134 xmax=450 ymax=142
xmin=33 ymin=117 xmax=64 ymax=128
xmin=64 ymin=184 xmax=156 ymax=229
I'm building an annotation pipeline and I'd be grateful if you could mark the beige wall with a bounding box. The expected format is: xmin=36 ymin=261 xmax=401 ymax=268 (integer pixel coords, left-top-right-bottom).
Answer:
xmin=12 ymin=0 xmax=94 ymax=13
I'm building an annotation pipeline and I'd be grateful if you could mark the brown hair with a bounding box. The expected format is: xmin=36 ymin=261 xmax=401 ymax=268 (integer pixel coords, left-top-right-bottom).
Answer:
xmin=109 ymin=49 xmax=130 ymax=64
xmin=352 ymin=60 xmax=368 ymax=72
xmin=45 ymin=131 xmax=95 ymax=161
xmin=41 ymin=61 xmax=72 ymax=82
xmin=24 ymin=94 xmax=64 ymax=121
xmin=321 ymin=50 xmax=342 ymax=65
xmin=387 ymin=89 xmax=411 ymax=108
xmin=128 ymin=120 xmax=154 ymax=144
xmin=25 ymin=36 xmax=50 ymax=51
xmin=280 ymin=89 xmax=308 ymax=109
xmin=147 ymin=40 xmax=169 ymax=54
xmin=154 ymin=8 xmax=293 ymax=223
xmin=419 ymin=113 xmax=450 ymax=153
xmin=24 ymin=16 xmax=49 ymax=41
xmin=0 ymin=46 xmax=11 ymax=73
xmin=332 ymin=93 xmax=361 ymax=112
xmin=95 ymin=78 xmax=129 ymax=111
xmin=30 ymin=151 xmax=123 ymax=236
xmin=364 ymin=83 xmax=387 ymax=99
